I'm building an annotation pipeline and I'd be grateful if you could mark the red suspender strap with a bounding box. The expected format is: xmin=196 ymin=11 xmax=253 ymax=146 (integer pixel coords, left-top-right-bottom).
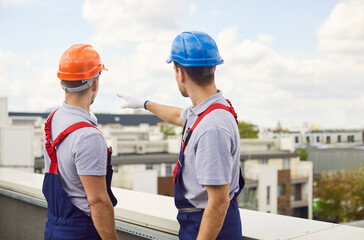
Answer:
xmin=45 ymin=109 xmax=97 ymax=174
xmin=52 ymin=122 xmax=97 ymax=148
xmin=191 ymin=104 xmax=237 ymax=131
xmin=45 ymin=110 xmax=59 ymax=174
xmin=181 ymin=99 xmax=238 ymax=152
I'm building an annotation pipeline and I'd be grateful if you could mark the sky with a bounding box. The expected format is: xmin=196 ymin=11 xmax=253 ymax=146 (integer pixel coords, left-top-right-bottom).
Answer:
xmin=0 ymin=0 xmax=363 ymax=129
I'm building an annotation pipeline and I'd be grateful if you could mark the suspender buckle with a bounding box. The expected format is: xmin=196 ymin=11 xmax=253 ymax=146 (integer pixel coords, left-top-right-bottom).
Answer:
xmin=183 ymin=128 xmax=191 ymax=142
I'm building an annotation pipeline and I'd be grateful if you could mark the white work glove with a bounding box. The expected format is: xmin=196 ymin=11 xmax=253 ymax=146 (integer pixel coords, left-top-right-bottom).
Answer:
xmin=117 ymin=93 xmax=146 ymax=109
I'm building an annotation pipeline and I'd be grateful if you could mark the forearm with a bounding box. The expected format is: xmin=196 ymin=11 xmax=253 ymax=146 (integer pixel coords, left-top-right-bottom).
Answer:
xmin=90 ymin=200 xmax=118 ymax=240
xmin=197 ymin=184 xmax=230 ymax=240
xmin=197 ymin=201 xmax=229 ymax=240
xmin=145 ymin=101 xmax=183 ymax=127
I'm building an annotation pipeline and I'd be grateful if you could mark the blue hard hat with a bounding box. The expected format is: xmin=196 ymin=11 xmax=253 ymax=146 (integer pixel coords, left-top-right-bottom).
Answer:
xmin=166 ymin=31 xmax=224 ymax=67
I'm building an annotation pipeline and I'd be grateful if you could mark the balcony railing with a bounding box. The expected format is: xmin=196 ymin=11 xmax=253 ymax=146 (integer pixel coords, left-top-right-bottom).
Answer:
xmin=1 ymin=168 xmax=364 ymax=240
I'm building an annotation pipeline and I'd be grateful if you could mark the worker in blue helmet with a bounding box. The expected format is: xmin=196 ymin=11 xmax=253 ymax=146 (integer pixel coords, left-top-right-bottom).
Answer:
xmin=118 ymin=31 xmax=245 ymax=240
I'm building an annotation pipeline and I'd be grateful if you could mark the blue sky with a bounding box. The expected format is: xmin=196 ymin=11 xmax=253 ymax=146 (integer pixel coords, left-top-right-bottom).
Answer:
xmin=1 ymin=0 xmax=363 ymax=129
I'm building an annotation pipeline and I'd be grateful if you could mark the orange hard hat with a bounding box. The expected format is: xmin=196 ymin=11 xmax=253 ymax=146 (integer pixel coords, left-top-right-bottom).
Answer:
xmin=57 ymin=44 xmax=107 ymax=81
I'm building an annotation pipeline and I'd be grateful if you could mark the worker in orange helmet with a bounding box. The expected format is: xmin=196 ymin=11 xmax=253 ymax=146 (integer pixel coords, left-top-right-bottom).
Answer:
xmin=42 ymin=44 xmax=118 ymax=240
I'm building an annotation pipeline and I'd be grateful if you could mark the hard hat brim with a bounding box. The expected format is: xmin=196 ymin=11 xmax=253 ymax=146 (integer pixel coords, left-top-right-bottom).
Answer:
xmin=165 ymin=56 xmax=224 ymax=67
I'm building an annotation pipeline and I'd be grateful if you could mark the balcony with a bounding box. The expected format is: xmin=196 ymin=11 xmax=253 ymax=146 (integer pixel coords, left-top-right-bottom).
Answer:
xmin=1 ymin=168 xmax=364 ymax=240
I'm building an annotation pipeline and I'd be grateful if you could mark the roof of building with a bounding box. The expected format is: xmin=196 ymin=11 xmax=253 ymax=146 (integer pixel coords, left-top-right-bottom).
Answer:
xmin=35 ymin=151 xmax=300 ymax=170
xmin=9 ymin=112 xmax=164 ymax=126
xmin=240 ymin=151 xmax=299 ymax=160
xmin=273 ymin=129 xmax=363 ymax=134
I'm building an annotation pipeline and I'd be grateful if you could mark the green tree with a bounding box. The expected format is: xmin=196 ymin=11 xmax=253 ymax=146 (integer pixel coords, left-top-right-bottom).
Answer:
xmin=238 ymin=121 xmax=258 ymax=139
xmin=159 ymin=123 xmax=176 ymax=140
xmin=314 ymin=168 xmax=364 ymax=223
xmin=297 ymin=148 xmax=308 ymax=161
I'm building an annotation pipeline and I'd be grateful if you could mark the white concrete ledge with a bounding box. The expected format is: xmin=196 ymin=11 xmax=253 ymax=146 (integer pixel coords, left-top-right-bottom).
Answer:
xmin=1 ymin=168 xmax=364 ymax=240
xmin=0 ymin=168 xmax=179 ymax=234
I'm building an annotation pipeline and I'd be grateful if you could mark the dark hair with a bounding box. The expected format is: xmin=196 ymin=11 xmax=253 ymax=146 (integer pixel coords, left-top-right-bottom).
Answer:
xmin=174 ymin=62 xmax=215 ymax=86
xmin=61 ymin=75 xmax=99 ymax=94
xmin=61 ymin=80 xmax=87 ymax=88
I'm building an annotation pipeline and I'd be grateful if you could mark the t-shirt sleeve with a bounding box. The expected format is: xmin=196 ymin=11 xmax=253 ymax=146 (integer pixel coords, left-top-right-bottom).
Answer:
xmin=195 ymin=127 xmax=233 ymax=185
xmin=180 ymin=108 xmax=188 ymax=123
xmin=72 ymin=131 xmax=107 ymax=176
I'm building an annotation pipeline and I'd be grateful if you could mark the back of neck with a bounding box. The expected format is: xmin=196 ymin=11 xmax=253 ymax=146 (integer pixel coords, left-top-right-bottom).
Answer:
xmin=189 ymin=84 xmax=218 ymax=107
xmin=65 ymin=94 xmax=90 ymax=113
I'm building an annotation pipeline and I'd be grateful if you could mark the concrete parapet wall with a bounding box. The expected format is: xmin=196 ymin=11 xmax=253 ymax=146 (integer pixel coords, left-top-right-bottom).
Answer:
xmin=1 ymin=168 xmax=364 ymax=240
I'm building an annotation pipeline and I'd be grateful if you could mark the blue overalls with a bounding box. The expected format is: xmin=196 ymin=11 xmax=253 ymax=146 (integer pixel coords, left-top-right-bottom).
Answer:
xmin=173 ymin=100 xmax=245 ymax=240
xmin=42 ymin=110 xmax=117 ymax=240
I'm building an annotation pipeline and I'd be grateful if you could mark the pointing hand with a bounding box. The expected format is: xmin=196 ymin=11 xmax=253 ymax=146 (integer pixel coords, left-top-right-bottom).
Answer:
xmin=117 ymin=93 xmax=146 ymax=109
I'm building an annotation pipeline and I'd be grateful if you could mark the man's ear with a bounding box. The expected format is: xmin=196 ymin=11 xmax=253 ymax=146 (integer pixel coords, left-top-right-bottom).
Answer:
xmin=178 ymin=67 xmax=186 ymax=83
xmin=91 ymin=78 xmax=98 ymax=91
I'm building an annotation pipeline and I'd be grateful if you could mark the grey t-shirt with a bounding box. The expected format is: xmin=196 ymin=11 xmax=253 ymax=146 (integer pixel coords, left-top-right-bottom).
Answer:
xmin=44 ymin=103 xmax=107 ymax=216
xmin=180 ymin=91 xmax=241 ymax=209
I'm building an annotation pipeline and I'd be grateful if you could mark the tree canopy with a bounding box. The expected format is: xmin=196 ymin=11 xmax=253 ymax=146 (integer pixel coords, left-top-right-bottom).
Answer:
xmin=314 ymin=167 xmax=364 ymax=223
xmin=238 ymin=121 xmax=258 ymax=139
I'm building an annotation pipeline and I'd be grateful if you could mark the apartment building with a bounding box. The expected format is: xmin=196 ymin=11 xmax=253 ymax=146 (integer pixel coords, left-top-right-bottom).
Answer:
xmin=260 ymin=129 xmax=363 ymax=147
xmin=238 ymin=138 xmax=313 ymax=219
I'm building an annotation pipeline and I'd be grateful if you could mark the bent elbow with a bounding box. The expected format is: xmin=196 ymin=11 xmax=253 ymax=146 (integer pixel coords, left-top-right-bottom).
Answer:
xmin=88 ymin=195 xmax=111 ymax=209
xmin=216 ymin=197 xmax=230 ymax=213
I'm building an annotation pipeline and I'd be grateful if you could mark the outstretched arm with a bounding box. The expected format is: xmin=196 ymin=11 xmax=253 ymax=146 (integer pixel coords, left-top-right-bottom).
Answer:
xmin=145 ymin=101 xmax=183 ymax=127
xmin=118 ymin=94 xmax=183 ymax=127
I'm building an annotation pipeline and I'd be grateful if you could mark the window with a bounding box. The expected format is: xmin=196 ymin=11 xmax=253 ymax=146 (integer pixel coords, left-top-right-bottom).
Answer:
xmin=239 ymin=187 xmax=257 ymax=209
xmin=306 ymin=136 xmax=310 ymax=144
xmin=348 ymin=135 xmax=355 ymax=142
xmin=258 ymin=159 xmax=268 ymax=165
xmin=338 ymin=135 xmax=341 ymax=143
xmin=292 ymin=207 xmax=308 ymax=219
xmin=267 ymin=186 xmax=270 ymax=205
xmin=146 ymin=164 xmax=153 ymax=170
xmin=291 ymin=184 xmax=302 ymax=201
xmin=282 ymin=158 xmax=290 ymax=170
xmin=326 ymin=136 xmax=331 ymax=144
xmin=165 ymin=164 xmax=172 ymax=176
xmin=278 ymin=184 xmax=286 ymax=197
xmin=316 ymin=136 xmax=320 ymax=143
xmin=295 ymin=136 xmax=299 ymax=143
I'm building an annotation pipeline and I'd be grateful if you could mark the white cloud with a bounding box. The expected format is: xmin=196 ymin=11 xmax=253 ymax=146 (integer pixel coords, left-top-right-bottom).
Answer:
xmin=81 ymin=0 xmax=196 ymax=111
xmin=216 ymin=27 xmax=364 ymax=128
xmin=84 ymin=0 xmax=364 ymax=128
xmin=317 ymin=0 xmax=364 ymax=63
xmin=94 ymin=39 xmax=191 ymax=113
xmin=0 ymin=50 xmax=63 ymax=112
xmin=82 ymin=0 xmax=193 ymax=47
xmin=257 ymin=34 xmax=275 ymax=44
xmin=2 ymin=0 xmax=363 ymax=129
xmin=218 ymin=27 xmax=275 ymax=65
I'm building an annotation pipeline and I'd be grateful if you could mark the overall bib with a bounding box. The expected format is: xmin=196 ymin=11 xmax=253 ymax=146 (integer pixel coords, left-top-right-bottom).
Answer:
xmin=173 ymin=100 xmax=245 ymax=240
xmin=42 ymin=110 xmax=118 ymax=240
